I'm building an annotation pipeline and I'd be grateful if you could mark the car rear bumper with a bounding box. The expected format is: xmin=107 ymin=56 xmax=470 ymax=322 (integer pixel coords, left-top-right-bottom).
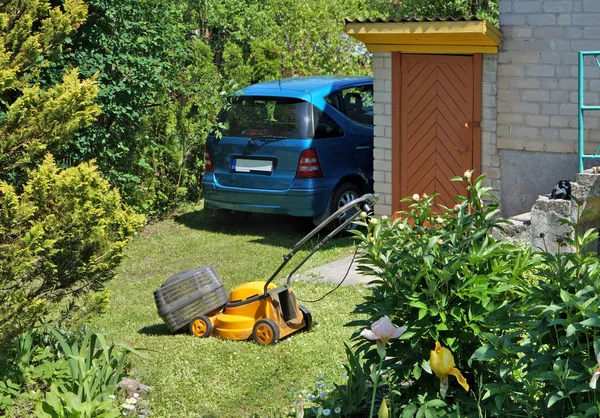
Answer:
xmin=202 ymin=174 xmax=334 ymax=217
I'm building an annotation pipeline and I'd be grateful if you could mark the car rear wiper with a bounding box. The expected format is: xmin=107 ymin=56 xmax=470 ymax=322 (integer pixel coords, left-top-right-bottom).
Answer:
xmin=251 ymin=135 xmax=287 ymax=140
xmin=248 ymin=135 xmax=288 ymax=144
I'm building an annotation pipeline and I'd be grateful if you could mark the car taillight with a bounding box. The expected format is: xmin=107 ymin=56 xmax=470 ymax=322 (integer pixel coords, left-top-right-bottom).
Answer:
xmin=205 ymin=148 xmax=214 ymax=172
xmin=296 ymin=149 xmax=323 ymax=178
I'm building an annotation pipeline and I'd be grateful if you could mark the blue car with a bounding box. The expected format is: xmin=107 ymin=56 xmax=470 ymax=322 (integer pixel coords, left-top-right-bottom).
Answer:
xmin=202 ymin=76 xmax=373 ymax=229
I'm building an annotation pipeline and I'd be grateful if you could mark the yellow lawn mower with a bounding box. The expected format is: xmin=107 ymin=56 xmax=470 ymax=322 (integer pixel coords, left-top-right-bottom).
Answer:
xmin=153 ymin=193 xmax=376 ymax=345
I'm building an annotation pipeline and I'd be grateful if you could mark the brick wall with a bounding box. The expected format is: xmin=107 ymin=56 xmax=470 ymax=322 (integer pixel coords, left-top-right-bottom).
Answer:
xmin=372 ymin=52 xmax=393 ymax=216
xmin=497 ymin=0 xmax=600 ymax=215
xmin=482 ymin=55 xmax=500 ymax=198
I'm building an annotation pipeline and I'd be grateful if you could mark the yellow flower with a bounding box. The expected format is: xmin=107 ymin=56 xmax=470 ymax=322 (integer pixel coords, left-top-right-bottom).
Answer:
xmin=429 ymin=342 xmax=469 ymax=397
xmin=378 ymin=398 xmax=389 ymax=418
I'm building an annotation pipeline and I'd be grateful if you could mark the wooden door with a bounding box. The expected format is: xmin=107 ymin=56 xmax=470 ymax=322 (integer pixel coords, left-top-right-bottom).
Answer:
xmin=396 ymin=54 xmax=481 ymax=212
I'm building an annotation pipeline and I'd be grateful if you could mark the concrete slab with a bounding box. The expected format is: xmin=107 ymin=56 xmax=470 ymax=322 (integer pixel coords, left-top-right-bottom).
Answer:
xmin=296 ymin=254 xmax=378 ymax=286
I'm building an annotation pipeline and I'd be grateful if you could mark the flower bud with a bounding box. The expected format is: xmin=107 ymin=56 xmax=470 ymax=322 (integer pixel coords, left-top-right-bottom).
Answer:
xmin=370 ymin=218 xmax=378 ymax=225
xmin=412 ymin=193 xmax=420 ymax=200
xmin=398 ymin=223 xmax=405 ymax=230
xmin=464 ymin=170 xmax=473 ymax=180
xmin=360 ymin=211 xmax=367 ymax=218
xmin=381 ymin=215 xmax=388 ymax=221
xmin=436 ymin=217 xmax=444 ymax=224
xmin=437 ymin=239 xmax=443 ymax=245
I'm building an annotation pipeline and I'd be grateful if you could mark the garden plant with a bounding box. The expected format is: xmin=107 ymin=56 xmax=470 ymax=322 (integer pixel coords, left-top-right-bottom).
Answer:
xmin=0 ymin=327 xmax=143 ymax=417
xmin=302 ymin=173 xmax=600 ymax=417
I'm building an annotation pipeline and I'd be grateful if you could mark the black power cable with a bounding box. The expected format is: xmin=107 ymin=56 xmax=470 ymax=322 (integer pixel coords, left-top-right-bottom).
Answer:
xmin=297 ymin=246 xmax=360 ymax=303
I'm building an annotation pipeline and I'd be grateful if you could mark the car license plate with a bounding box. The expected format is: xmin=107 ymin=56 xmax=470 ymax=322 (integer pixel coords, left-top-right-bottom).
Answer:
xmin=232 ymin=158 xmax=273 ymax=173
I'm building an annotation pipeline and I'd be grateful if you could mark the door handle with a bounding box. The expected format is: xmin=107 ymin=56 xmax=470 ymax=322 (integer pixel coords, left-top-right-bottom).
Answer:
xmin=356 ymin=145 xmax=370 ymax=150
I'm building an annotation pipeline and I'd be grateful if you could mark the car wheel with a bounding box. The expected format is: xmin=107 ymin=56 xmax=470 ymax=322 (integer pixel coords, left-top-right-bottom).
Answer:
xmin=299 ymin=305 xmax=313 ymax=331
xmin=321 ymin=183 xmax=361 ymax=233
xmin=252 ymin=319 xmax=280 ymax=345
xmin=189 ymin=315 xmax=213 ymax=338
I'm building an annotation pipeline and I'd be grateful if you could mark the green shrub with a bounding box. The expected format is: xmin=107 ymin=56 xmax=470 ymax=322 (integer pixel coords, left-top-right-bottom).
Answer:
xmin=311 ymin=174 xmax=600 ymax=417
xmin=0 ymin=155 xmax=144 ymax=342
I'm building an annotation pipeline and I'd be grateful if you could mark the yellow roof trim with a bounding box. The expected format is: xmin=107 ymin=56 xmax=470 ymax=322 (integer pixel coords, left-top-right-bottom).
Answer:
xmin=367 ymin=44 xmax=499 ymax=54
xmin=345 ymin=20 xmax=501 ymax=54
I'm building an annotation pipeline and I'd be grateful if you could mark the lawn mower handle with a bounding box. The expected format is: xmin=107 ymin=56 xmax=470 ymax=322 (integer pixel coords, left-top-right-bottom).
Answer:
xmin=263 ymin=193 xmax=378 ymax=294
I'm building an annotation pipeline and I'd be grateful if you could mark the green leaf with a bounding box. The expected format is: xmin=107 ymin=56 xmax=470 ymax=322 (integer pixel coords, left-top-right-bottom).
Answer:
xmin=470 ymin=344 xmax=498 ymax=362
xmin=425 ymin=399 xmax=447 ymax=408
xmin=580 ymin=317 xmax=600 ymax=327
xmin=410 ymin=301 xmax=428 ymax=310
xmin=547 ymin=391 xmax=564 ymax=408
xmin=402 ymin=404 xmax=417 ymax=418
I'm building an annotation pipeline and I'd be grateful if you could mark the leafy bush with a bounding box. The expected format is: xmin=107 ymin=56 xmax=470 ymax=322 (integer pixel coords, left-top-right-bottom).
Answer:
xmin=0 ymin=155 xmax=144 ymax=341
xmin=308 ymin=174 xmax=600 ymax=417
xmin=0 ymin=0 xmax=100 ymax=186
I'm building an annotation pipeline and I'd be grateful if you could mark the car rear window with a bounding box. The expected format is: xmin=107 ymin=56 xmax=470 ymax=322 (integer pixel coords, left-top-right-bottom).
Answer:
xmin=218 ymin=96 xmax=314 ymax=139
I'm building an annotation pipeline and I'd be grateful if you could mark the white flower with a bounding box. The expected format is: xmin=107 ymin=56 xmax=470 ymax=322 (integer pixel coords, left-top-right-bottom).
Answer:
xmin=436 ymin=217 xmax=444 ymax=224
xmin=360 ymin=316 xmax=407 ymax=345
xmin=412 ymin=193 xmax=420 ymax=200
xmin=369 ymin=217 xmax=378 ymax=225
xmin=381 ymin=215 xmax=388 ymax=221
xmin=398 ymin=223 xmax=405 ymax=230
xmin=334 ymin=406 xmax=341 ymax=414
xmin=464 ymin=170 xmax=473 ymax=180
xmin=590 ymin=351 xmax=600 ymax=389
xmin=323 ymin=409 xmax=331 ymax=416
xmin=133 ymin=393 xmax=139 ymax=399
xmin=360 ymin=211 xmax=367 ymax=218
xmin=109 ymin=394 xmax=116 ymax=400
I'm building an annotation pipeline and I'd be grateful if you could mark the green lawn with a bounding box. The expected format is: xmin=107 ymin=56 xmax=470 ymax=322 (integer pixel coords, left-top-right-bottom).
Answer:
xmin=95 ymin=203 xmax=369 ymax=417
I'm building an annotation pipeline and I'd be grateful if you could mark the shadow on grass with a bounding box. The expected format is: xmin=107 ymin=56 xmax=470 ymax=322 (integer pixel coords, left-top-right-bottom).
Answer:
xmin=138 ymin=323 xmax=172 ymax=336
xmin=174 ymin=208 xmax=354 ymax=248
